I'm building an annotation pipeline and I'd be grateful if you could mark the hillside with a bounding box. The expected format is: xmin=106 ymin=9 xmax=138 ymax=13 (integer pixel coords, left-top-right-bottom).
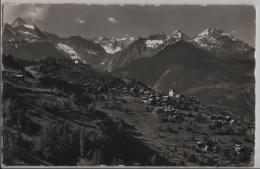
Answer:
xmin=2 ymin=55 xmax=254 ymax=166
xmin=116 ymin=40 xmax=234 ymax=89
xmin=115 ymin=40 xmax=255 ymax=116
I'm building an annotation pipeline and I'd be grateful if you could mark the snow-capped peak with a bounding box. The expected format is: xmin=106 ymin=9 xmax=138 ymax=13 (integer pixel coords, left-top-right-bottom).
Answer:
xmin=11 ymin=17 xmax=26 ymax=28
xmin=169 ymin=30 xmax=189 ymax=41
xmin=197 ymin=27 xmax=224 ymax=38
xmin=191 ymin=27 xmax=254 ymax=60
xmin=10 ymin=17 xmax=36 ymax=30
xmin=192 ymin=27 xmax=226 ymax=45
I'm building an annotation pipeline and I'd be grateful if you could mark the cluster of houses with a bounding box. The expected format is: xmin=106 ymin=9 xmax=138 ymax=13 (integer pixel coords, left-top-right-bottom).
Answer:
xmin=195 ymin=139 xmax=218 ymax=153
xmin=108 ymin=84 xmax=202 ymax=123
xmin=157 ymin=108 xmax=193 ymax=123
xmin=206 ymin=114 xmax=252 ymax=137
xmin=137 ymin=88 xmax=198 ymax=122
xmin=191 ymin=136 xmax=253 ymax=165
xmin=76 ymin=81 xmax=254 ymax=166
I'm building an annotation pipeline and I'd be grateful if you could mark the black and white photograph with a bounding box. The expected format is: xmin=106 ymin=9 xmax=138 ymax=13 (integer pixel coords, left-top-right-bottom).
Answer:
xmin=1 ymin=2 xmax=257 ymax=167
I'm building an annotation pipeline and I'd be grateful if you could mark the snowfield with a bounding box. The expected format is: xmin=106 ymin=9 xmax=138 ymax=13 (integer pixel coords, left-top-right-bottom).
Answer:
xmin=23 ymin=24 xmax=35 ymax=29
xmin=145 ymin=39 xmax=164 ymax=49
xmin=56 ymin=43 xmax=80 ymax=60
xmin=21 ymin=31 xmax=40 ymax=38
xmin=102 ymin=45 xmax=122 ymax=54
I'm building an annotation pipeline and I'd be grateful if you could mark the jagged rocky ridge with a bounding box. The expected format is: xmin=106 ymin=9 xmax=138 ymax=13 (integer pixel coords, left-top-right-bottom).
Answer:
xmin=191 ymin=27 xmax=254 ymax=60
xmin=3 ymin=17 xmax=108 ymax=65
xmin=94 ymin=35 xmax=136 ymax=54
xmin=101 ymin=30 xmax=190 ymax=71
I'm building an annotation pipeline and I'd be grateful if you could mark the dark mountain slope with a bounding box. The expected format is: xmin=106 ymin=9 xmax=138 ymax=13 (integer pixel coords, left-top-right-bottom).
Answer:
xmin=102 ymin=38 xmax=149 ymax=71
xmin=115 ymin=40 xmax=255 ymax=115
xmin=6 ymin=41 xmax=66 ymax=61
xmin=116 ymin=40 xmax=235 ymax=91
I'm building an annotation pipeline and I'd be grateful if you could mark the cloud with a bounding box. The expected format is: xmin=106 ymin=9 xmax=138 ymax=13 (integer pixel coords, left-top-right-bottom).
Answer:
xmin=23 ymin=5 xmax=50 ymax=22
xmin=107 ymin=17 xmax=118 ymax=24
xmin=74 ymin=17 xmax=85 ymax=24
xmin=3 ymin=4 xmax=50 ymax=23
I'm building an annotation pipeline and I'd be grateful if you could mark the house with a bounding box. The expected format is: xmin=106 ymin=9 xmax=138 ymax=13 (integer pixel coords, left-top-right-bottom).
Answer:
xmin=234 ymin=144 xmax=241 ymax=156
xmin=144 ymin=90 xmax=150 ymax=96
xmin=169 ymin=88 xmax=175 ymax=97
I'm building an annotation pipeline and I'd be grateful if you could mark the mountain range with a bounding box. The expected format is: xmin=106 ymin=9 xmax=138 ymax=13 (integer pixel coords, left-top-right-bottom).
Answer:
xmin=2 ymin=17 xmax=255 ymax=116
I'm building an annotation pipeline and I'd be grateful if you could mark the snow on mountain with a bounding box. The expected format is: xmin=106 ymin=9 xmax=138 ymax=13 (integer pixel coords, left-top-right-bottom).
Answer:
xmin=191 ymin=27 xmax=254 ymax=60
xmin=23 ymin=24 xmax=35 ymax=29
xmin=18 ymin=31 xmax=40 ymax=38
xmin=102 ymin=45 xmax=122 ymax=54
xmin=117 ymin=36 xmax=135 ymax=42
xmin=56 ymin=43 xmax=80 ymax=60
xmin=4 ymin=17 xmax=109 ymax=66
xmin=145 ymin=39 xmax=164 ymax=48
xmin=145 ymin=30 xmax=190 ymax=50
xmin=4 ymin=17 xmax=47 ymax=46
xmin=168 ymin=30 xmax=190 ymax=42
xmin=95 ymin=35 xmax=136 ymax=54
xmin=101 ymin=31 xmax=191 ymax=71
xmin=11 ymin=17 xmax=35 ymax=30
xmin=192 ymin=27 xmax=223 ymax=46
xmin=97 ymin=31 xmax=189 ymax=55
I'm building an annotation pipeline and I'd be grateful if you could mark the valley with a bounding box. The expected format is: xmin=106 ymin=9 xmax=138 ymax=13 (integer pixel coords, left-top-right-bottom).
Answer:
xmin=2 ymin=16 xmax=255 ymax=166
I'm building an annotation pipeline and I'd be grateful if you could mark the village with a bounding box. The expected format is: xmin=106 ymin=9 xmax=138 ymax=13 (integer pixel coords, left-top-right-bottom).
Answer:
xmin=91 ymin=79 xmax=255 ymax=166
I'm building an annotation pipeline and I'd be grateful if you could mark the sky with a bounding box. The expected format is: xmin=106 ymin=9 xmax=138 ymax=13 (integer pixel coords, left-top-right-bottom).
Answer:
xmin=3 ymin=4 xmax=256 ymax=46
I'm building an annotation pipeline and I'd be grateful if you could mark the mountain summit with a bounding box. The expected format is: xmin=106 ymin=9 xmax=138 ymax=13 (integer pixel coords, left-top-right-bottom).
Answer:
xmin=11 ymin=17 xmax=26 ymax=27
xmin=196 ymin=27 xmax=224 ymax=38
xmin=191 ymin=27 xmax=254 ymax=60
xmin=192 ymin=27 xmax=225 ymax=45
xmin=168 ymin=29 xmax=190 ymax=41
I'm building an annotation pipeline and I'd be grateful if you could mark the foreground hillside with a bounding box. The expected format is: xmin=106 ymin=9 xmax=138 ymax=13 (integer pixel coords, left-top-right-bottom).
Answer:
xmin=3 ymin=55 xmax=254 ymax=166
